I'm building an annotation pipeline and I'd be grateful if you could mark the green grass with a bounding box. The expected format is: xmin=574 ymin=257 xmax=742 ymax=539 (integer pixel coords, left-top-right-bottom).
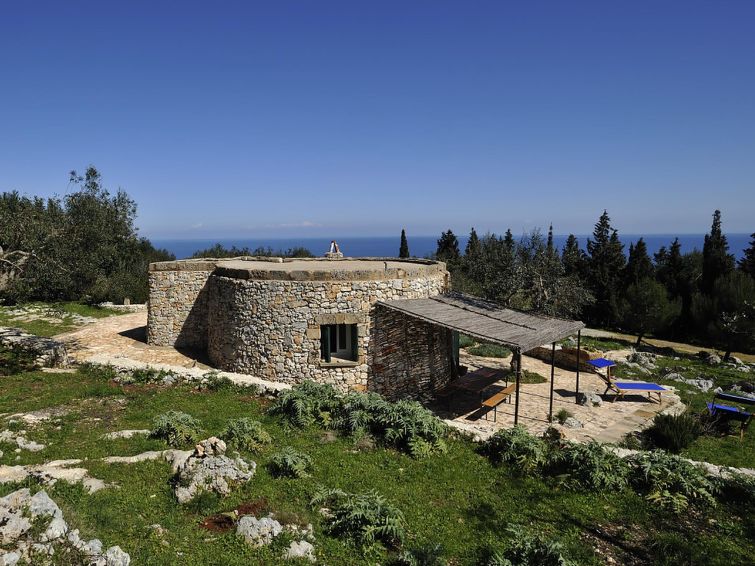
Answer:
xmin=0 ymin=301 xmax=121 ymax=337
xmin=559 ymin=336 xmax=629 ymax=352
xmin=0 ymin=368 xmax=753 ymax=564
xmin=614 ymin=353 xmax=755 ymax=469
xmin=466 ymin=342 xmax=512 ymax=358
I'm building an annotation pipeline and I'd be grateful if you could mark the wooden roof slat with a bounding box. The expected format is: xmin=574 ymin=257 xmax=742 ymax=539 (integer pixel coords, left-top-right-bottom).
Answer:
xmin=376 ymin=292 xmax=584 ymax=351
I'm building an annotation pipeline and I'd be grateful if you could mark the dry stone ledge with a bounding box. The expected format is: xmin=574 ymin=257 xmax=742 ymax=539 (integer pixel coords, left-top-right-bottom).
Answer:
xmin=0 ymin=430 xmax=45 ymax=452
xmin=173 ymin=437 xmax=255 ymax=503
xmin=0 ymin=488 xmax=129 ymax=565
xmin=0 ymin=460 xmax=106 ymax=493
xmin=82 ymin=355 xmax=290 ymax=396
xmin=0 ymin=327 xmax=69 ymax=369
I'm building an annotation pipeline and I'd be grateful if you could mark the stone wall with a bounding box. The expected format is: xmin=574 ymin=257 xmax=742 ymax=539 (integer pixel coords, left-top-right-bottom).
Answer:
xmin=205 ymin=270 xmax=449 ymax=392
xmin=368 ymin=306 xmax=457 ymax=402
xmin=147 ymin=261 xmax=216 ymax=348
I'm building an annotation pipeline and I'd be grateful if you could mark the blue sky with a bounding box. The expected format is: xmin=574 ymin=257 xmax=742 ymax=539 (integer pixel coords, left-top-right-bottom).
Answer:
xmin=1 ymin=1 xmax=753 ymax=239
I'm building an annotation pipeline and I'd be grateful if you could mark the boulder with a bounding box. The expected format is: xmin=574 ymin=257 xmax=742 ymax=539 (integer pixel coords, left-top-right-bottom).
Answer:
xmin=0 ymin=327 xmax=69 ymax=368
xmin=173 ymin=438 xmax=255 ymax=503
xmin=706 ymin=353 xmax=721 ymax=365
xmin=104 ymin=545 xmax=131 ymax=566
xmin=627 ymin=351 xmax=657 ymax=370
xmin=664 ymin=373 xmax=714 ymax=392
xmin=577 ymin=392 xmax=603 ymax=407
xmin=236 ymin=515 xmax=283 ymax=547
xmin=563 ymin=417 xmax=583 ymax=429
xmin=284 ymin=540 xmax=316 ymax=562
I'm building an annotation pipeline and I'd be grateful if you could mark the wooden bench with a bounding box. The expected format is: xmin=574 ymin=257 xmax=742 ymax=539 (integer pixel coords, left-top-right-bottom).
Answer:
xmin=482 ymin=384 xmax=516 ymax=422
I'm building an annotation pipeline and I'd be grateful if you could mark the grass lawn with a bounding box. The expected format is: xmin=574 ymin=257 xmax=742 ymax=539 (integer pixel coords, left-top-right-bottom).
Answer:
xmin=614 ymin=354 xmax=755 ymax=469
xmin=0 ymin=302 xmax=121 ymax=337
xmin=0 ymin=367 xmax=753 ymax=564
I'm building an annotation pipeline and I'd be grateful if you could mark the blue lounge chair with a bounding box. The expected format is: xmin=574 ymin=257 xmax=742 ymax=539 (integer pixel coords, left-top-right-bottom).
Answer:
xmin=707 ymin=392 xmax=755 ymax=440
xmin=587 ymin=357 xmax=668 ymax=403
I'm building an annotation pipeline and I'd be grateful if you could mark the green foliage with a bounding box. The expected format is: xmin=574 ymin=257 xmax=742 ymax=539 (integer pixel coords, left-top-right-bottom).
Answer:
xmin=150 ymin=411 xmax=202 ymax=447
xmin=550 ymin=441 xmax=630 ymax=491
xmin=269 ymin=380 xmax=342 ymax=428
xmin=467 ymin=343 xmax=511 ymax=358
xmin=0 ymin=346 xmax=37 ymax=376
xmin=739 ymin=233 xmax=755 ymax=278
xmin=271 ymin=382 xmax=448 ymax=458
xmin=622 ymin=278 xmax=680 ymax=345
xmin=130 ymin=367 xmax=174 ymax=384
xmin=585 ymin=211 xmax=626 ymax=326
xmin=519 ymin=370 xmax=546 ymax=384
xmin=435 ymin=230 xmax=460 ymax=263
xmin=221 ymin=418 xmax=271 ymax=452
xmin=480 ymin=426 xmax=549 ymax=473
xmin=399 ymin=229 xmax=410 ymax=259
xmin=198 ymin=371 xmax=242 ymax=392
xmin=482 ymin=525 xmax=573 ymax=566
xmin=310 ymin=487 xmax=406 ymax=553
xmin=628 ymin=450 xmax=717 ymax=512
xmin=646 ymin=412 xmax=701 ymax=453
xmin=0 ymin=168 xmax=174 ymax=303
xmin=717 ymin=471 xmax=755 ymax=506
xmin=190 ymin=243 xmax=313 ymax=258
xmin=458 ymin=334 xmax=476 ymax=348
xmin=701 ymin=210 xmax=735 ymax=294
xmin=267 ymin=446 xmax=313 ymax=478
xmin=393 ymin=543 xmax=447 ymax=566
xmin=554 ymin=409 xmax=572 ymax=425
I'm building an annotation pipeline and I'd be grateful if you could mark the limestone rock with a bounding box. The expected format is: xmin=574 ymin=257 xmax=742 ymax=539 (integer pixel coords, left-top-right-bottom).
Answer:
xmin=104 ymin=545 xmax=131 ymax=566
xmin=0 ymin=327 xmax=69 ymax=368
xmin=563 ymin=417 xmax=583 ymax=429
xmin=706 ymin=353 xmax=721 ymax=365
xmin=236 ymin=515 xmax=283 ymax=547
xmin=284 ymin=540 xmax=316 ymax=562
xmin=103 ymin=430 xmax=150 ymax=440
xmin=577 ymin=392 xmax=603 ymax=407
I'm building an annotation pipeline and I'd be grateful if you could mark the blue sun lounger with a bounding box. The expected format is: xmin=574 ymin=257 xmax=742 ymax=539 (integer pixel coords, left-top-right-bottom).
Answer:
xmin=707 ymin=392 xmax=755 ymax=440
xmin=587 ymin=358 xmax=668 ymax=403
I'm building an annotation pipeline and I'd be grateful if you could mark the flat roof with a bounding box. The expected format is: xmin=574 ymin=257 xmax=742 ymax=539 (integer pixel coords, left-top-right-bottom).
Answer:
xmin=377 ymin=293 xmax=584 ymax=352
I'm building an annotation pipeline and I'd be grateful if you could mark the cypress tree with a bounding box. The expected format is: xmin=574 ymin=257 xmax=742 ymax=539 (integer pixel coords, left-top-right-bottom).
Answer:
xmin=624 ymin=238 xmax=654 ymax=286
xmin=465 ymin=227 xmax=480 ymax=257
xmin=586 ymin=211 xmax=626 ymax=326
xmin=502 ymin=229 xmax=515 ymax=252
xmin=701 ymin=210 xmax=734 ymax=294
xmin=436 ymin=229 xmax=460 ymax=262
xmin=399 ymin=229 xmax=410 ymax=258
xmin=739 ymin=233 xmax=755 ymax=278
xmin=562 ymin=234 xmax=585 ymax=277
xmin=545 ymin=224 xmax=557 ymax=259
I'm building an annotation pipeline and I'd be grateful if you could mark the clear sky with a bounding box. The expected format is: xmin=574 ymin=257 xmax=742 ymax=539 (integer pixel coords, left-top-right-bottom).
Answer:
xmin=1 ymin=1 xmax=753 ymax=239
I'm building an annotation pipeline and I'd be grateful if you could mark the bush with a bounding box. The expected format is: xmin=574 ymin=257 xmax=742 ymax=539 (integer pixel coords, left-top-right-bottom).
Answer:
xmin=468 ymin=343 xmax=511 ymax=358
xmin=267 ymin=447 xmax=313 ymax=478
xmin=645 ymin=412 xmax=701 ymax=453
xmin=393 ymin=544 xmax=447 ymax=566
xmin=550 ymin=441 xmax=630 ymax=491
xmin=458 ymin=334 xmax=476 ymax=349
xmin=272 ymin=383 xmax=448 ymax=458
xmin=480 ymin=426 xmax=549 ymax=474
xmin=554 ymin=409 xmax=572 ymax=425
xmin=481 ymin=525 xmax=573 ymax=566
xmin=199 ymin=371 xmax=236 ymax=391
xmin=131 ymin=367 xmax=174 ymax=384
xmin=310 ymin=487 xmax=406 ymax=553
xmin=0 ymin=346 xmax=37 ymax=376
xmin=268 ymin=380 xmax=341 ymax=427
xmin=150 ymin=411 xmax=202 ymax=447
xmin=627 ymin=450 xmax=717 ymax=512
xmin=220 ymin=418 xmax=271 ymax=452
xmin=519 ymin=370 xmax=547 ymax=384
xmin=716 ymin=471 xmax=755 ymax=506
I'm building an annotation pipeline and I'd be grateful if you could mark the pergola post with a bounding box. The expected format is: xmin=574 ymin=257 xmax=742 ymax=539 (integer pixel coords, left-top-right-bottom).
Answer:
xmin=549 ymin=341 xmax=556 ymax=422
xmin=514 ymin=348 xmax=522 ymax=425
xmin=575 ymin=330 xmax=581 ymax=404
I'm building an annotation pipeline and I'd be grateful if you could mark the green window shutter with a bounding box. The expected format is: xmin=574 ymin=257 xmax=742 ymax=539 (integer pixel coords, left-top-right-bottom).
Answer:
xmin=350 ymin=324 xmax=359 ymax=361
xmin=452 ymin=331 xmax=460 ymax=368
xmin=321 ymin=326 xmax=331 ymax=363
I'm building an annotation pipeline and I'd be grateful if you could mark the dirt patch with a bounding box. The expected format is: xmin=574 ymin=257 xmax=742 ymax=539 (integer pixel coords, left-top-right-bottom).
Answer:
xmin=199 ymin=497 xmax=271 ymax=533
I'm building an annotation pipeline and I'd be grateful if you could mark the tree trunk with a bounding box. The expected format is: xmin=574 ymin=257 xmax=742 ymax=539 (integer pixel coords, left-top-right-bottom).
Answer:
xmin=635 ymin=333 xmax=644 ymax=347
xmin=723 ymin=350 xmax=731 ymax=362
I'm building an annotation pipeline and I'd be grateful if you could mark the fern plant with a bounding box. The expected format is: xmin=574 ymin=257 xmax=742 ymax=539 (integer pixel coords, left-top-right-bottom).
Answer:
xmin=310 ymin=487 xmax=406 ymax=553
xmin=150 ymin=411 xmax=202 ymax=447
xmin=480 ymin=426 xmax=550 ymax=474
xmin=267 ymin=447 xmax=313 ymax=478
xmin=482 ymin=525 xmax=574 ymax=566
xmin=393 ymin=543 xmax=447 ymax=566
xmin=550 ymin=441 xmax=630 ymax=491
xmin=268 ymin=380 xmax=341 ymax=427
xmin=627 ymin=450 xmax=717 ymax=512
xmin=220 ymin=418 xmax=271 ymax=452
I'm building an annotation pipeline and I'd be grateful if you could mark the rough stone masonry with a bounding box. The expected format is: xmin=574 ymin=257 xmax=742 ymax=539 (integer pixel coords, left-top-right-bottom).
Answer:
xmin=147 ymin=257 xmax=456 ymax=400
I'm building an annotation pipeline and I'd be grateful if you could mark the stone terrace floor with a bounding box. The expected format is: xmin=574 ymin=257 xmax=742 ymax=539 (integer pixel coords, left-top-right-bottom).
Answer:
xmin=440 ymin=351 xmax=683 ymax=443
xmin=58 ymin=313 xmax=684 ymax=444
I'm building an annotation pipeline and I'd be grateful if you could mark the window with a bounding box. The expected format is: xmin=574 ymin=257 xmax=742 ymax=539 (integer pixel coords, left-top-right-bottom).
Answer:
xmin=320 ymin=323 xmax=358 ymax=363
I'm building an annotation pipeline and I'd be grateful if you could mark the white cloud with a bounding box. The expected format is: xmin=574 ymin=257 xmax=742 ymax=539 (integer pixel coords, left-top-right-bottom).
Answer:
xmin=275 ymin=220 xmax=322 ymax=228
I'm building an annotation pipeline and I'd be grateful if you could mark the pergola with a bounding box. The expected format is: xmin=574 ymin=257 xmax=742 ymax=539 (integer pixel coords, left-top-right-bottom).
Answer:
xmin=376 ymin=293 xmax=586 ymax=424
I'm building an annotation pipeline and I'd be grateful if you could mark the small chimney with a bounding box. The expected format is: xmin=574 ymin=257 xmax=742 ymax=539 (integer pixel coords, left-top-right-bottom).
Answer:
xmin=325 ymin=240 xmax=343 ymax=259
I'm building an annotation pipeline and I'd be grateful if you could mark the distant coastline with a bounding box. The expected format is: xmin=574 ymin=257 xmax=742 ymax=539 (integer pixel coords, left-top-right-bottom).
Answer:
xmin=151 ymin=233 xmax=751 ymax=261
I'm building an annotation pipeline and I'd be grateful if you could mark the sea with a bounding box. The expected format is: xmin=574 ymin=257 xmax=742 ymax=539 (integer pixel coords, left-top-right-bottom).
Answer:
xmin=152 ymin=234 xmax=752 ymax=261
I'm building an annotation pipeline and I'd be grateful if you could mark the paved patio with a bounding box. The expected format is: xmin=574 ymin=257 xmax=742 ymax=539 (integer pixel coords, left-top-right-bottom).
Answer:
xmin=439 ymin=351 xmax=684 ymax=443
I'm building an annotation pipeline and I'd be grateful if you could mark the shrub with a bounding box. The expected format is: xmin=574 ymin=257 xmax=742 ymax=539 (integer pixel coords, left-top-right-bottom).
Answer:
xmin=645 ymin=413 xmax=701 ymax=453
xmin=220 ymin=418 xmax=271 ymax=452
xmin=627 ymin=450 xmax=717 ymax=512
xmin=131 ymin=367 xmax=173 ymax=384
xmin=272 ymin=383 xmax=448 ymax=458
xmin=150 ymin=411 xmax=202 ymax=447
xmin=554 ymin=409 xmax=572 ymax=425
xmin=716 ymin=471 xmax=755 ymax=506
xmin=468 ymin=343 xmax=511 ymax=358
xmin=481 ymin=525 xmax=573 ymax=566
xmin=458 ymin=334 xmax=476 ymax=349
xmin=0 ymin=346 xmax=37 ymax=376
xmin=393 ymin=544 xmax=447 ymax=566
xmin=310 ymin=487 xmax=406 ymax=553
xmin=519 ymin=370 xmax=547 ymax=384
xmin=198 ymin=371 xmax=237 ymax=391
xmin=480 ymin=426 xmax=550 ymax=474
xmin=550 ymin=441 xmax=630 ymax=491
xmin=268 ymin=380 xmax=341 ymax=427
xmin=267 ymin=447 xmax=313 ymax=478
